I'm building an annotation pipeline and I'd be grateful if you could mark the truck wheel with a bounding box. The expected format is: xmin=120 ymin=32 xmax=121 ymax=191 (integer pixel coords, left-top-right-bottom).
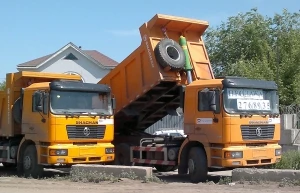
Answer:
xmin=23 ymin=145 xmax=43 ymax=178
xmin=114 ymin=143 xmax=131 ymax=166
xmin=155 ymin=165 xmax=178 ymax=172
xmin=188 ymin=147 xmax=208 ymax=183
xmin=154 ymin=38 xmax=186 ymax=71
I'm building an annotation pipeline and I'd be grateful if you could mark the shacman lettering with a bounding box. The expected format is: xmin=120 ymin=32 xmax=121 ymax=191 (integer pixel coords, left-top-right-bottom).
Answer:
xmin=76 ymin=121 xmax=97 ymax=124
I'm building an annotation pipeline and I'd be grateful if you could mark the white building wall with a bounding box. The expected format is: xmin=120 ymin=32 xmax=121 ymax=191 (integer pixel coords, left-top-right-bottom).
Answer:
xmin=19 ymin=47 xmax=111 ymax=83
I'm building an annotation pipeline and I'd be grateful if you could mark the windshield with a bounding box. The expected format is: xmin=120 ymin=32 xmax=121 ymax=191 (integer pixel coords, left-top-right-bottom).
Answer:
xmin=223 ymin=88 xmax=279 ymax=114
xmin=50 ymin=90 xmax=113 ymax=115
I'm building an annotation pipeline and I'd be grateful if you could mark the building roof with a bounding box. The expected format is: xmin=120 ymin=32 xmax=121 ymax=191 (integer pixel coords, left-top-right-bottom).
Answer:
xmin=17 ymin=42 xmax=119 ymax=69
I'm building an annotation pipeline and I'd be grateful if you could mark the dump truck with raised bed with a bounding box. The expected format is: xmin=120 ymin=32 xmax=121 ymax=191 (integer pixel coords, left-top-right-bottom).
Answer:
xmin=98 ymin=14 xmax=282 ymax=183
xmin=0 ymin=71 xmax=115 ymax=178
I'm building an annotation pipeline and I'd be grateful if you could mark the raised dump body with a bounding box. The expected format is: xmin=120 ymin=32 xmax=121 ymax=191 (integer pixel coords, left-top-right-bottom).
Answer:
xmin=99 ymin=14 xmax=214 ymax=133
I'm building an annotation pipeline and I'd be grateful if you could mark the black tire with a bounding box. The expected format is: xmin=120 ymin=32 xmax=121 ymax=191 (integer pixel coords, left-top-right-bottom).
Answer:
xmin=188 ymin=147 xmax=208 ymax=183
xmin=22 ymin=145 xmax=43 ymax=178
xmin=12 ymin=97 xmax=22 ymax=124
xmin=2 ymin=162 xmax=17 ymax=168
xmin=114 ymin=143 xmax=131 ymax=166
xmin=155 ymin=165 xmax=178 ymax=172
xmin=154 ymin=38 xmax=186 ymax=71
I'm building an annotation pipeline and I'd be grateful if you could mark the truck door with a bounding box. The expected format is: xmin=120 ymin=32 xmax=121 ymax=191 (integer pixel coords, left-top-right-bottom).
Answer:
xmin=22 ymin=90 xmax=49 ymax=140
xmin=194 ymin=88 xmax=223 ymax=143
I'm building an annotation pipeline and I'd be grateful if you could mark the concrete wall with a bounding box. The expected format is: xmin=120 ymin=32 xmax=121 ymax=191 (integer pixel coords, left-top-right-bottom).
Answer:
xmin=279 ymin=114 xmax=300 ymax=152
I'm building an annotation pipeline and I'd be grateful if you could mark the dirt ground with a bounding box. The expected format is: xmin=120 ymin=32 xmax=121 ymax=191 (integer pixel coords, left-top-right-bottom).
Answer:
xmin=0 ymin=166 xmax=300 ymax=193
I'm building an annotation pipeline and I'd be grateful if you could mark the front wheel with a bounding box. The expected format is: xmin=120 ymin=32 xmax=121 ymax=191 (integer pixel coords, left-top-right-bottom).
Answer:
xmin=22 ymin=145 xmax=44 ymax=178
xmin=188 ymin=147 xmax=208 ymax=183
xmin=114 ymin=143 xmax=131 ymax=166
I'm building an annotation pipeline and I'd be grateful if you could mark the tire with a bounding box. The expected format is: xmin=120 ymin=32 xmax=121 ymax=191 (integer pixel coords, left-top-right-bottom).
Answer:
xmin=114 ymin=143 xmax=131 ymax=166
xmin=154 ymin=38 xmax=186 ymax=71
xmin=12 ymin=97 xmax=22 ymax=124
xmin=188 ymin=147 xmax=208 ymax=183
xmin=22 ymin=145 xmax=43 ymax=178
xmin=155 ymin=165 xmax=178 ymax=172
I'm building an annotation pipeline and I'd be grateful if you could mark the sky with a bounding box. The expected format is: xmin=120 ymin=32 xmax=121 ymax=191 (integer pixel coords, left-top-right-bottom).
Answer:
xmin=0 ymin=0 xmax=299 ymax=81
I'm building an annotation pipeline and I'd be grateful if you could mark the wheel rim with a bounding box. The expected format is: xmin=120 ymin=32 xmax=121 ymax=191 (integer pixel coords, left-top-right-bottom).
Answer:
xmin=188 ymin=158 xmax=195 ymax=174
xmin=23 ymin=155 xmax=32 ymax=170
xmin=166 ymin=45 xmax=180 ymax=61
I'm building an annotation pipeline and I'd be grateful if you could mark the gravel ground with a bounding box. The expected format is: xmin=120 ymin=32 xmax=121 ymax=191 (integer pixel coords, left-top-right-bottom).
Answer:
xmin=0 ymin=176 xmax=300 ymax=193
xmin=0 ymin=166 xmax=299 ymax=193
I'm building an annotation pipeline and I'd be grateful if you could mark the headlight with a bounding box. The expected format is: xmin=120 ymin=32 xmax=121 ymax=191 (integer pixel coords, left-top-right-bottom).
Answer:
xmin=105 ymin=148 xmax=114 ymax=154
xmin=275 ymin=149 xmax=282 ymax=156
xmin=49 ymin=149 xmax=68 ymax=156
xmin=224 ymin=151 xmax=243 ymax=159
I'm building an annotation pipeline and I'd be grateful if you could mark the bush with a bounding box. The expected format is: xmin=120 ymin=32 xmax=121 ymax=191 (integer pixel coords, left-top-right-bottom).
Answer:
xmin=273 ymin=150 xmax=300 ymax=170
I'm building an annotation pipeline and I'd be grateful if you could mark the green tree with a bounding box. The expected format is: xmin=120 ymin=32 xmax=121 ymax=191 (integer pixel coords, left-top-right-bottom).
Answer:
xmin=204 ymin=8 xmax=300 ymax=105
xmin=0 ymin=80 xmax=5 ymax=91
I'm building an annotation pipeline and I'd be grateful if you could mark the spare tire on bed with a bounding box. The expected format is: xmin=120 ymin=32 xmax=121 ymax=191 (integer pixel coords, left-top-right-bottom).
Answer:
xmin=154 ymin=38 xmax=186 ymax=71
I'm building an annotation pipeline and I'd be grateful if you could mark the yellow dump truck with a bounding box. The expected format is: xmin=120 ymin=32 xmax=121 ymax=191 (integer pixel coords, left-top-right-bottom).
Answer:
xmin=0 ymin=71 xmax=115 ymax=178
xmin=98 ymin=14 xmax=282 ymax=183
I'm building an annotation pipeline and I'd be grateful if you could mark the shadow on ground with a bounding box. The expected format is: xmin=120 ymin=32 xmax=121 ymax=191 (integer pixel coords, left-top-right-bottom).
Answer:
xmin=0 ymin=166 xmax=70 ymax=178
xmin=153 ymin=170 xmax=231 ymax=183
xmin=155 ymin=173 xmax=228 ymax=183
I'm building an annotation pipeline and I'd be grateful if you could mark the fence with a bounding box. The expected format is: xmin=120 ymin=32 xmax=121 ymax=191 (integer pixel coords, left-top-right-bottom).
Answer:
xmin=145 ymin=114 xmax=184 ymax=134
xmin=280 ymin=104 xmax=300 ymax=129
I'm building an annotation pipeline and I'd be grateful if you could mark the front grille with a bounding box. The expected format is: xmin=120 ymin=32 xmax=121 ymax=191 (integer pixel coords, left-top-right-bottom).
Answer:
xmin=241 ymin=125 xmax=274 ymax=140
xmin=66 ymin=125 xmax=106 ymax=139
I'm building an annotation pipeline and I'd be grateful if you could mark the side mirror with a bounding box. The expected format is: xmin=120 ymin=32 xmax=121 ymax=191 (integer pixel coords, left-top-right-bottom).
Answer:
xmin=207 ymin=91 xmax=217 ymax=112
xmin=34 ymin=91 xmax=43 ymax=112
xmin=111 ymin=97 xmax=116 ymax=110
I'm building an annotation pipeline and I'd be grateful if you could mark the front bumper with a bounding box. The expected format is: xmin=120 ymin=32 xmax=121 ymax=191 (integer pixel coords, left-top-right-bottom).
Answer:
xmin=39 ymin=143 xmax=115 ymax=165
xmin=220 ymin=144 xmax=281 ymax=167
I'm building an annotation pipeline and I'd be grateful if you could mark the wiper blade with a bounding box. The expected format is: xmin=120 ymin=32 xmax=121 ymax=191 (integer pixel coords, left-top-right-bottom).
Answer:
xmin=63 ymin=111 xmax=79 ymax=118
xmin=81 ymin=112 xmax=99 ymax=117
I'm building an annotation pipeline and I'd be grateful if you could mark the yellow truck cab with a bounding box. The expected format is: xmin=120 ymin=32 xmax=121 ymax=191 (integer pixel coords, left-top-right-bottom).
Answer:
xmin=0 ymin=72 xmax=115 ymax=178
xmin=180 ymin=77 xmax=281 ymax=177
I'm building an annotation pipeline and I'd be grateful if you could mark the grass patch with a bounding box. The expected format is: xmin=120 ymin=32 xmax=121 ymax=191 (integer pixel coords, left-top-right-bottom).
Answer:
xmin=67 ymin=168 xmax=162 ymax=184
xmin=278 ymin=178 xmax=300 ymax=187
xmin=218 ymin=176 xmax=232 ymax=185
xmin=142 ymin=175 xmax=164 ymax=183
xmin=273 ymin=150 xmax=300 ymax=170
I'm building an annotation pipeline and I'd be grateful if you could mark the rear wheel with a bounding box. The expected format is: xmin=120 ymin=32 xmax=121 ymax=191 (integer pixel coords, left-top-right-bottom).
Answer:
xmin=114 ymin=143 xmax=131 ymax=166
xmin=22 ymin=145 xmax=43 ymax=178
xmin=188 ymin=147 xmax=208 ymax=183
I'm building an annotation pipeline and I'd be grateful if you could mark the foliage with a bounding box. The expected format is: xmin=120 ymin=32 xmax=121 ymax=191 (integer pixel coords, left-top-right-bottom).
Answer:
xmin=0 ymin=80 xmax=5 ymax=91
xmin=273 ymin=150 xmax=300 ymax=170
xmin=204 ymin=8 xmax=300 ymax=105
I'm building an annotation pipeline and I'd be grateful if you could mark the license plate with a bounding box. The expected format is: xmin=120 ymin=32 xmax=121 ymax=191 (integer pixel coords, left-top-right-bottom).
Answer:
xmin=79 ymin=148 xmax=96 ymax=156
xmin=252 ymin=150 xmax=267 ymax=158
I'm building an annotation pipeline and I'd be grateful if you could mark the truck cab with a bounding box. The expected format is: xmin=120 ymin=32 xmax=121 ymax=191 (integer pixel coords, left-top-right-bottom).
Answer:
xmin=0 ymin=72 xmax=115 ymax=178
xmin=180 ymin=77 xmax=281 ymax=173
